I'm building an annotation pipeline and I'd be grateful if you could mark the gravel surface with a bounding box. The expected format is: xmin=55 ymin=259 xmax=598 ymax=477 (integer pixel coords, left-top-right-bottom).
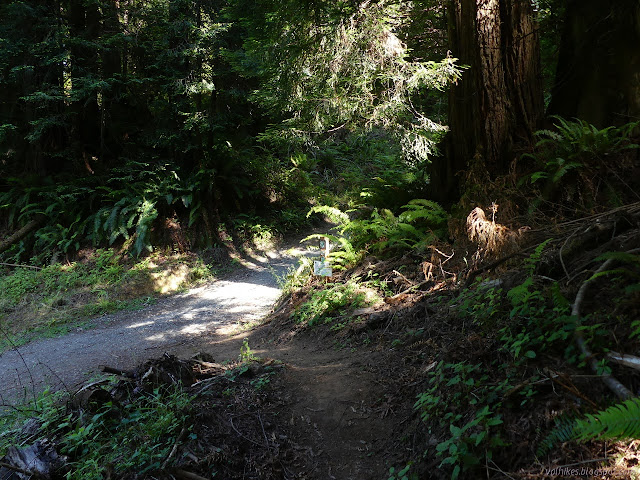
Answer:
xmin=0 ymin=241 xmax=318 ymax=406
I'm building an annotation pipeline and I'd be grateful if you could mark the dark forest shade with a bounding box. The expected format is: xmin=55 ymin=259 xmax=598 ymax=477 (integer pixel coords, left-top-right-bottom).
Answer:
xmin=548 ymin=0 xmax=640 ymax=128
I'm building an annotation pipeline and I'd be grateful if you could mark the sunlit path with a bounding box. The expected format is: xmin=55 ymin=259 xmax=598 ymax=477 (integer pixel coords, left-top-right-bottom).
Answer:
xmin=0 ymin=243 xmax=317 ymax=406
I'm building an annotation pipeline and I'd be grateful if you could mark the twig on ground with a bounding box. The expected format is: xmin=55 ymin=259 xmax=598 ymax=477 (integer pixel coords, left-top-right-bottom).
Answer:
xmin=228 ymin=415 xmax=264 ymax=448
xmin=100 ymin=365 xmax=135 ymax=378
xmin=172 ymin=469 xmax=210 ymax=480
xmin=39 ymin=360 xmax=72 ymax=397
xmin=572 ymin=254 xmax=636 ymax=400
xmin=463 ymin=250 xmax=532 ymax=288
xmin=0 ymin=323 xmax=38 ymax=407
xmin=392 ymin=270 xmax=413 ymax=287
xmin=430 ymin=246 xmax=455 ymax=264
xmin=559 ymin=231 xmax=575 ymax=280
xmin=161 ymin=427 xmax=187 ymax=469
xmin=390 ymin=280 xmax=430 ymax=299
xmin=0 ymin=461 xmax=44 ymax=478
xmin=547 ymin=371 xmax=599 ymax=409
xmin=0 ymin=263 xmax=42 ymax=270
xmin=257 ymin=412 xmax=271 ymax=454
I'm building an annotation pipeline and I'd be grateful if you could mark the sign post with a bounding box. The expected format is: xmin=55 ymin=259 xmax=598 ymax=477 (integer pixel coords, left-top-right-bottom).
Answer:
xmin=313 ymin=236 xmax=333 ymax=278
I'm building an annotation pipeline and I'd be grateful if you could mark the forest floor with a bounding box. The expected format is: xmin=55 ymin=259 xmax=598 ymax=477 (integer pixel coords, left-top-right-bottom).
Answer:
xmin=0 ymin=229 xmax=405 ymax=479
xmin=3 ymin=204 xmax=640 ymax=479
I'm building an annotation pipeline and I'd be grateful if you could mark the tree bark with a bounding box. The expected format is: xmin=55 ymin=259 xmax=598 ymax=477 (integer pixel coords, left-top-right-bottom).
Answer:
xmin=430 ymin=0 xmax=543 ymax=202
xmin=548 ymin=0 xmax=640 ymax=128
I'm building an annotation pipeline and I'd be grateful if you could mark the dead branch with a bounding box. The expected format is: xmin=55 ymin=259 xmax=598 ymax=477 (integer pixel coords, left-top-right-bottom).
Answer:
xmin=547 ymin=371 xmax=599 ymax=409
xmin=392 ymin=269 xmax=413 ymax=287
xmin=100 ymin=365 xmax=135 ymax=378
xmin=161 ymin=427 xmax=187 ymax=469
xmin=463 ymin=250 xmax=531 ymax=288
xmin=0 ymin=262 xmax=42 ymax=270
xmin=389 ymin=279 xmax=430 ymax=299
xmin=607 ymin=351 xmax=640 ymax=372
xmin=572 ymin=255 xmax=633 ymax=400
xmin=0 ymin=461 xmax=44 ymax=479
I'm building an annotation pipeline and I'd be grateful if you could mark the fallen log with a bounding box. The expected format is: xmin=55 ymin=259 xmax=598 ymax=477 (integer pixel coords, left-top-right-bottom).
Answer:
xmin=0 ymin=215 xmax=45 ymax=256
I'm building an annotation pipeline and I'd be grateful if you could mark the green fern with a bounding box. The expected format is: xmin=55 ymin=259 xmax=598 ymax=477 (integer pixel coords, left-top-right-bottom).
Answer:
xmin=306 ymin=200 xmax=447 ymax=259
xmin=536 ymin=416 xmax=577 ymax=457
xmin=398 ymin=199 xmax=447 ymax=224
xmin=538 ymin=398 xmax=640 ymax=457
xmin=301 ymin=233 xmax=359 ymax=269
xmin=306 ymin=205 xmax=351 ymax=226
xmin=524 ymin=116 xmax=639 ymax=187
xmin=549 ymin=282 xmax=570 ymax=312
xmin=523 ymin=238 xmax=552 ymax=275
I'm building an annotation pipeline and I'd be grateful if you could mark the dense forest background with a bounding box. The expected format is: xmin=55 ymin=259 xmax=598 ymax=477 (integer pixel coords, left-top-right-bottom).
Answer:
xmin=3 ymin=2 xmax=640 ymax=479
xmin=1 ymin=0 xmax=639 ymax=261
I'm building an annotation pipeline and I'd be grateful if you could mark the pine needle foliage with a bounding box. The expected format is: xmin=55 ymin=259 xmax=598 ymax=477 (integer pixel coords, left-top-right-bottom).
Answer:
xmin=252 ymin=0 xmax=462 ymax=167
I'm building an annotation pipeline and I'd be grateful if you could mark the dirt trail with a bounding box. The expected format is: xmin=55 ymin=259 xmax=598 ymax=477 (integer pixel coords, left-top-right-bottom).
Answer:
xmin=269 ymin=341 xmax=399 ymax=479
xmin=0 ymin=235 xmax=399 ymax=479
xmin=0 ymin=241 xmax=315 ymax=404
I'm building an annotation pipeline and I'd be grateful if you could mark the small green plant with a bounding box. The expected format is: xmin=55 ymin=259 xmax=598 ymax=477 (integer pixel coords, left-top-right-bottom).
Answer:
xmin=250 ymin=375 xmax=272 ymax=390
xmin=278 ymin=256 xmax=314 ymax=295
xmin=0 ymin=386 xmax=194 ymax=479
xmin=387 ymin=463 xmax=416 ymax=480
xmin=239 ymin=338 xmax=257 ymax=362
xmin=293 ymin=280 xmax=375 ymax=326
xmin=414 ymin=361 xmax=507 ymax=480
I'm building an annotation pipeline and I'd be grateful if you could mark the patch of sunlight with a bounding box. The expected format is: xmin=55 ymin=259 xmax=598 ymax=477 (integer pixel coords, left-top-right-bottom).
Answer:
xmin=180 ymin=323 xmax=207 ymax=334
xmin=228 ymin=253 xmax=267 ymax=269
xmin=127 ymin=320 xmax=155 ymax=329
xmin=215 ymin=323 xmax=246 ymax=335
xmin=146 ymin=333 xmax=166 ymax=341
xmin=227 ymin=306 xmax=254 ymax=313
xmin=151 ymin=263 xmax=190 ymax=294
xmin=199 ymin=282 xmax=280 ymax=301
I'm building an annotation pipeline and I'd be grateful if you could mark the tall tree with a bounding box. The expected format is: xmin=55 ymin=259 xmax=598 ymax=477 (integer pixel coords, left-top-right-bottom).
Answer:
xmin=431 ymin=0 xmax=544 ymax=201
xmin=548 ymin=0 xmax=640 ymax=128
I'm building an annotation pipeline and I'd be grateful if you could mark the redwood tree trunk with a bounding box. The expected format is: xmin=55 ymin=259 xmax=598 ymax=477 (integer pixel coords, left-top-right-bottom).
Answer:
xmin=548 ymin=0 xmax=640 ymax=128
xmin=431 ymin=0 xmax=543 ymax=201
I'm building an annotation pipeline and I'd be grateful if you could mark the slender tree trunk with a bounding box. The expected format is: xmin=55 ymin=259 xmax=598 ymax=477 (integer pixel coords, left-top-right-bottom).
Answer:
xmin=430 ymin=0 xmax=543 ymax=202
xmin=69 ymin=0 xmax=101 ymax=161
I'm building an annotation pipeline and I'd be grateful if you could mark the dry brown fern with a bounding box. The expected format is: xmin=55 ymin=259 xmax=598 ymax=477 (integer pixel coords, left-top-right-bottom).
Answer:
xmin=466 ymin=205 xmax=527 ymax=258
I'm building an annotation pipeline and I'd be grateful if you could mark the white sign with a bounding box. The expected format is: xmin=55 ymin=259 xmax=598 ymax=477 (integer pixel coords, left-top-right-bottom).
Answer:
xmin=314 ymin=260 xmax=332 ymax=277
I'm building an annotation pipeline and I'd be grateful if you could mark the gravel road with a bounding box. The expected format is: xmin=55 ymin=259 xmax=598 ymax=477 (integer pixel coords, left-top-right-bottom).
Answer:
xmin=0 ymin=241 xmax=317 ymax=407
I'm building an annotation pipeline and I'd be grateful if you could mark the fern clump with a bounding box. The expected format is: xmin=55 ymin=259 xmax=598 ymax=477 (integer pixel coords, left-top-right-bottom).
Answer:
xmin=305 ymin=199 xmax=448 ymax=267
xmin=538 ymin=398 xmax=640 ymax=457
xmin=521 ymin=116 xmax=639 ymax=209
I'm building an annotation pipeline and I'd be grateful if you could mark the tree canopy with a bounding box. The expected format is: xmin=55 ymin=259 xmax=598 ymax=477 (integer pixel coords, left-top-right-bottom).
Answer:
xmin=0 ymin=0 xmax=638 ymax=258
